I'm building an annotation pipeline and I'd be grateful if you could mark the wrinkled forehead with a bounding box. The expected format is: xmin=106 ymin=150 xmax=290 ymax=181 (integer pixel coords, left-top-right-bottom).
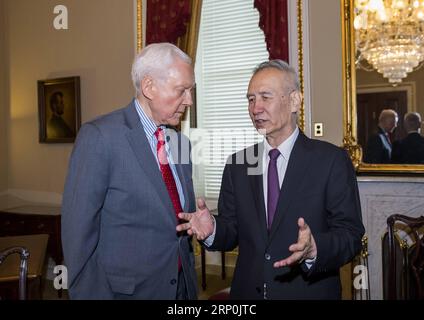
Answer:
xmin=159 ymin=60 xmax=194 ymax=85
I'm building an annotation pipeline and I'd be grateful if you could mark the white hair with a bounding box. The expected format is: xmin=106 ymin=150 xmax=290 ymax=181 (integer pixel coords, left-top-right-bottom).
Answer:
xmin=404 ymin=112 xmax=422 ymax=132
xmin=131 ymin=43 xmax=192 ymax=97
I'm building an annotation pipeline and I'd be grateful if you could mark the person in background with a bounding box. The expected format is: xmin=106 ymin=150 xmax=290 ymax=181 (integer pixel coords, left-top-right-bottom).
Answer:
xmin=176 ymin=60 xmax=365 ymax=299
xmin=61 ymin=43 xmax=197 ymax=299
xmin=364 ymin=109 xmax=398 ymax=164
xmin=392 ymin=112 xmax=424 ymax=164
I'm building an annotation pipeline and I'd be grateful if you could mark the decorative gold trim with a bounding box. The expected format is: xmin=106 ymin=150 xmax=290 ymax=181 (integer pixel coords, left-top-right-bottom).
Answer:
xmin=341 ymin=0 xmax=361 ymax=169
xmin=341 ymin=0 xmax=424 ymax=174
xmin=381 ymin=229 xmax=410 ymax=249
xmin=361 ymin=235 xmax=369 ymax=258
xmin=399 ymin=238 xmax=409 ymax=250
xmin=136 ymin=0 xmax=142 ymax=52
xmin=297 ymin=0 xmax=305 ymax=133
xmin=177 ymin=0 xmax=202 ymax=63
xmin=186 ymin=0 xmax=202 ymax=63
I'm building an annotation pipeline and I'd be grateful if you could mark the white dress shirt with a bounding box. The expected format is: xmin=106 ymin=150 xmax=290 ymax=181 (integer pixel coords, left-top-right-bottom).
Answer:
xmin=204 ymin=127 xmax=298 ymax=245
xmin=262 ymin=127 xmax=299 ymax=221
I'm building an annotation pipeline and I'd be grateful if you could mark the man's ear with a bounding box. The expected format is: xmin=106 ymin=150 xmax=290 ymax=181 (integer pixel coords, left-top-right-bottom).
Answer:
xmin=290 ymin=91 xmax=303 ymax=114
xmin=141 ymin=76 xmax=155 ymax=100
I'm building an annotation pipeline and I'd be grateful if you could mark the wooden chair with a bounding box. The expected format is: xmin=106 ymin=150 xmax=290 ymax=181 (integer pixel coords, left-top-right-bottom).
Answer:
xmin=200 ymin=246 xmax=227 ymax=291
xmin=0 ymin=247 xmax=29 ymax=300
xmin=382 ymin=214 xmax=424 ymax=300
xmin=0 ymin=234 xmax=49 ymax=300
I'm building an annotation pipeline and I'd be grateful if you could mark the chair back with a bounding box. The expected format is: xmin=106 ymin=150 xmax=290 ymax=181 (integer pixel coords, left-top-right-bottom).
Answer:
xmin=0 ymin=247 xmax=30 ymax=300
xmin=383 ymin=214 xmax=424 ymax=300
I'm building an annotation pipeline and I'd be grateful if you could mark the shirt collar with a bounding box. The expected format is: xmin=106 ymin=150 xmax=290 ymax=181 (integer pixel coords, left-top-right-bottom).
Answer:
xmin=134 ymin=98 xmax=164 ymax=137
xmin=264 ymin=127 xmax=299 ymax=161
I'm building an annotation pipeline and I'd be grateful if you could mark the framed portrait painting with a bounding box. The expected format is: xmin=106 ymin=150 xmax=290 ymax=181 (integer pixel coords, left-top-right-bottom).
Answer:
xmin=38 ymin=76 xmax=81 ymax=143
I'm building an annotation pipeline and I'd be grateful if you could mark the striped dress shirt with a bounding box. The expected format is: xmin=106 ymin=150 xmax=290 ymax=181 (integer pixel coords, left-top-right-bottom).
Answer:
xmin=134 ymin=98 xmax=185 ymax=209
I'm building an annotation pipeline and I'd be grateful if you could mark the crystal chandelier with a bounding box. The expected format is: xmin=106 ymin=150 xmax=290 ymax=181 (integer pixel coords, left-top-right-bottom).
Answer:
xmin=354 ymin=0 xmax=424 ymax=85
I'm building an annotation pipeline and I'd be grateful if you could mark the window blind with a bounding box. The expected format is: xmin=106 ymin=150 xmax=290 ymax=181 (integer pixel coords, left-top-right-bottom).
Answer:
xmin=194 ymin=0 xmax=268 ymax=199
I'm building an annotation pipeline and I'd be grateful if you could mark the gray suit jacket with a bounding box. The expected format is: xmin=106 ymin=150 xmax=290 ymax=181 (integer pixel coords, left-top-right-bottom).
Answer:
xmin=61 ymin=100 xmax=197 ymax=299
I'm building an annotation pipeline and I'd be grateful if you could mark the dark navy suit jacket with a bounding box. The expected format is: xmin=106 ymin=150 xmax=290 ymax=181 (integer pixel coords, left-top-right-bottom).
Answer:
xmin=209 ymin=133 xmax=365 ymax=299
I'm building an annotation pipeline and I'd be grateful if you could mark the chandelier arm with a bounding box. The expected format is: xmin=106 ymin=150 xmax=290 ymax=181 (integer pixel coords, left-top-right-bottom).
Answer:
xmin=355 ymin=59 xmax=375 ymax=72
xmin=413 ymin=60 xmax=424 ymax=72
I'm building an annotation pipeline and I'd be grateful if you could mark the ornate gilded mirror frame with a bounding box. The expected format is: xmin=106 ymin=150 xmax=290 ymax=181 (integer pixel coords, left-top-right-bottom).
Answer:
xmin=136 ymin=0 xmax=142 ymax=51
xmin=296 ymin=0 xmax=306 ymax=133
xmin=341 ymin=0 xmax=424 ymax=174
xmin=136 ymin=0 xmax=306 ymax=132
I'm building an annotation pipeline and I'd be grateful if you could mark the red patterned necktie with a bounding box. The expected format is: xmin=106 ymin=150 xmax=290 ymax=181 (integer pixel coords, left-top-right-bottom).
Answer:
xmin=155 ymin=127 xmax=182 ymax=271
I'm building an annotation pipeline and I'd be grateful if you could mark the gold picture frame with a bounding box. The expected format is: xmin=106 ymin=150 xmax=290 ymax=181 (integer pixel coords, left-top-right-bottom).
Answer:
xmin=37 ymin=76 xmax=81 ymax=143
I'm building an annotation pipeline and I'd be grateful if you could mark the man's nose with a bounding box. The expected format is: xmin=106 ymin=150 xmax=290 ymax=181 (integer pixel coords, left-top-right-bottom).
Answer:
xmin=183 ymin=89 xmax=193 ymax=106
xmin=251 ymin=101 xmax=264 ymax=114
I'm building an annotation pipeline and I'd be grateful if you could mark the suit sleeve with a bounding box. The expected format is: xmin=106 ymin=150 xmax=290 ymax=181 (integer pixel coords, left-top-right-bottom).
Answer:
xmin=61 ymin=123 xmax=109 ymax=289
xmin=364 ymin=135 xmax=384 ymax=163
xmin=310 ymin=149 xmax=365 ymax=274
xmin=207 ymin=163 xmax=239 ymax=252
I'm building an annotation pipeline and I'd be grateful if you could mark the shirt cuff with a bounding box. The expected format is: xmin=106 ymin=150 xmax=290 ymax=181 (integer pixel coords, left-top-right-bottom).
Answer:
xmin=304 ymin=256 xmax=317 ymax=269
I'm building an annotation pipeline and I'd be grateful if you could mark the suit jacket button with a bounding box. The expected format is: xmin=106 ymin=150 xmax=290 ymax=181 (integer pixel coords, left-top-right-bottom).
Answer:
xmin=265 ymin=253 xmax=271 ymax=260
xmin=170 ymin=279 xmax=177 ymax=285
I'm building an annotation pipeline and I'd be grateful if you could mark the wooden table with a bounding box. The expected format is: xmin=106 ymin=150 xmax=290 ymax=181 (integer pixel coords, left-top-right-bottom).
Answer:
xmin=0 ymin=205 xmax=62 ymax=266
xmin=0 ymin=234 xmax=49 ymax=299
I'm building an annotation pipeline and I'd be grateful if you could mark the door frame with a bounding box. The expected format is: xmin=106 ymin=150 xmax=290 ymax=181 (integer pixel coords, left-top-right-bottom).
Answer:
xmin=357 ymin=82 xmax=416 ymax=113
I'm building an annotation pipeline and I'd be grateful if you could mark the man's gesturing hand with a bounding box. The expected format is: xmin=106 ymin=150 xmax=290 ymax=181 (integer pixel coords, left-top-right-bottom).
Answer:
xmin=273 ymin=217 xmax=317 ymax=268
xmin=176 ymin=197 xmax=215 ymax=240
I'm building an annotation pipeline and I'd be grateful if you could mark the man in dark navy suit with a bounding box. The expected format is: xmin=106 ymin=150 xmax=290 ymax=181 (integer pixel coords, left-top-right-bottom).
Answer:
xmin=177 ymin=60 xmax=365 ymax=299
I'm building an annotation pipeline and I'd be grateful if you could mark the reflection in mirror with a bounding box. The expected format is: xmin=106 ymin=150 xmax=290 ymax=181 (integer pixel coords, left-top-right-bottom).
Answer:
xmin=355 ymin=0 xmax=424 ymax=165
xmin=341 ymin=0 xmax=424 ymax=173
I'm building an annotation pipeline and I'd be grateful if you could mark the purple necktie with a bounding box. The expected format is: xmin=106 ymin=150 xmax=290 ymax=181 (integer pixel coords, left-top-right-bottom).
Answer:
xmin=267 ymin=149 xmax=281 ymax=229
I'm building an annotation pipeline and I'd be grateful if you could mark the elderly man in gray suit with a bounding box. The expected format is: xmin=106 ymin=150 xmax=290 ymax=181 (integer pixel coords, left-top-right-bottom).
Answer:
xmin=61 ymin=43 xmax=197 ymax=299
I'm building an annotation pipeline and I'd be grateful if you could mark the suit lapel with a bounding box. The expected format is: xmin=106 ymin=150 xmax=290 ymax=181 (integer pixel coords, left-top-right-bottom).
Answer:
xmin=268 ymin=133 xmax=313 ymax=243
xmin=248 ymin=143 xmax=268 ymax=243
xmin=123 ymin=103 xmax=176 ymax=225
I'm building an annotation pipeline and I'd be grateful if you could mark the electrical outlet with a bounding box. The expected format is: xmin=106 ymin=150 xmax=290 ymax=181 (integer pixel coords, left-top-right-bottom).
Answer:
xmin=314 ymin=123 xmax=323 ymax=137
